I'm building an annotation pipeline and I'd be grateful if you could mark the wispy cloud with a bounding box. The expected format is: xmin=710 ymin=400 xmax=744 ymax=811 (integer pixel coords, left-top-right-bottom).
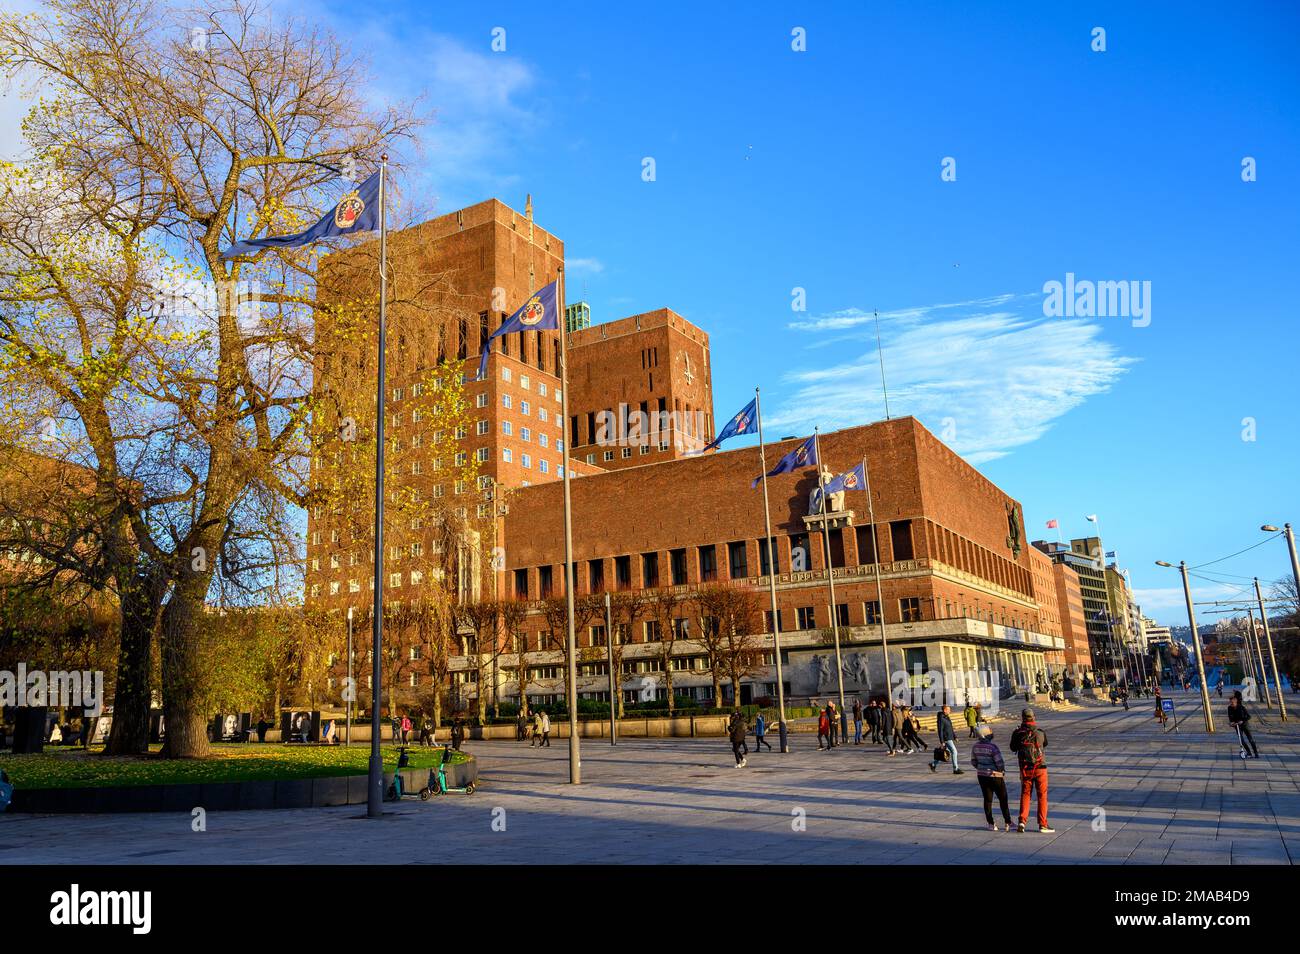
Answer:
xmin=566 ymin=257 xmax=604 ymax=274
xmin=770 ymin=294 xmax=1135 ymax=463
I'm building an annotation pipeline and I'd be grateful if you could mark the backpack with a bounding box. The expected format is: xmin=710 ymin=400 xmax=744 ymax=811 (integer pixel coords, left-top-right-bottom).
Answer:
xmin=1016 ymin=725 xmax=1044 ymax=773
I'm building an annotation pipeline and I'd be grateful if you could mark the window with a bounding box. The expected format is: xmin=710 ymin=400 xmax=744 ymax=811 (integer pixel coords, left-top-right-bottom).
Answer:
xmin=520 ymin=400 xmax=530 ymax=416
xmin=514 ymin=568 xmax=529 ymax=598
xmin=863 ymin=600 xmax=882 ymax=624
xmin=890 ymin=520 xmax=914 ymax=561
xmin=520 ymin=375 xmax=530 ymax=391
xmin=603 ymin=450 xmax=615 ymax=462
xmin=758 ymin=537 xmax=780 ymax=576
xmin=454 ymin=451 xmax=467 ymax=466
xmin=538 ymin=382 xmax=548 ymax=397
xmin=728 ymin=541 xmax=748 ymax=579
xmin=454 ymin=424 xmax=467 ymax=439
xmin=797 ymin=606 xmax=816 ymax=630
xmin=477 ymin=419 xmax=489 ymax=435
xmin=329 ymin=581 xmax=340 ymax=596
xmin=642 ymin=552 xmax=660 ymax=587
xmin=539 ymin=407 xmax=549 ymax=423
xmin=588 ymin=559 xmax=605 ymax=593
xmin=621 ymin=447 xmax=632 ymax=459
xmin=433 ymin=484 xmax=445 ymax=498
xmin=644 ymin=619 xmax=661 ymax=642
xmin=765 ymin=609 xmax=785 ymax=632
xmin=614 ymin=555 xmax=631 ymax=589
xmin=900 ymin=597 xmax=922 ymax=622
xmin=392 ymin=387 xmax=403 ymax=402
xmin=539 ymin=433 xmax=549 ymax=448
xmin=586 ymin=453 xmax=596 ymax=465
xmin=503 ymin=394 xmax=513 ymax=409
xmin=390 ymin=573 xmax=402 ymax=588
xmin=539 ymin=460 xmax=549 ymax=474
xmin=502 ymin=368 xmax=512 ymax=382
xmin=503 ymin=448 xmax=512 ymax=463
xmin=503 ymin=421 xmax=513 ymax=436
xmin=539 ymin=565 xmax=553 ymax=597
xmin=856 ymin=524 xmax=879 ymax=564
xmin=834 ymin=603 xmax=849 ymax=627
xmin=521 ymin=427 xmax=531 ymax=442
xmin=411 ymin=460 xmax=422 ymax=476
xmin=521 ymin=454 xmax=531 ymax=469
xmin=699 ymin=545 xmax=717 ymax=582
xmin=670 ymin=548 xmax=688 ymax=586
xmin=455 ymin=480 xmax=466 ymax=495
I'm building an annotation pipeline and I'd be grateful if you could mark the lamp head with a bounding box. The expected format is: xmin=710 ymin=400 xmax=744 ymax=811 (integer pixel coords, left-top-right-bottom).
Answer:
xmin=1261 ymin=524 xmax=1280 ymax=532
xmin=1155 ymin=561 xmax=1173 ymax=568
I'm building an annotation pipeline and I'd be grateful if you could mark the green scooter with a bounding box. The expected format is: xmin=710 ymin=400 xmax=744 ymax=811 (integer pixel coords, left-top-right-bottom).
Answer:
xmin=420 ymin=744 xmax=475 ymax=797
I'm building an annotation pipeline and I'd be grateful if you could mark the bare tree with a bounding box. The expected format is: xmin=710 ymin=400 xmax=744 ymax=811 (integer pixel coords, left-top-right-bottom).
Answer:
xmin=607 ymin=588 xmax=651 ymax=719
xmin=645 ymin=590 xmax=684 ymax=713
xmin=0 ymin=0 xmax=419 ymax=755
xmin=692 ymin=582 xmax=764 ymax=708
xmin=499 ymin=598 xmax=530 ymax=716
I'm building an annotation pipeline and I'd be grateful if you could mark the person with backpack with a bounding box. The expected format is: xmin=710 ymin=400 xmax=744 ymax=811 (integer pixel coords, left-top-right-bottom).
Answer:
xmin=1009 ymin=708 xmax=1053 ymax=833
xmin=753 ymin=712 xmax=773 ymax=752
xmin=729 ymin=709 xmax=748 ymax=767
xmin=1227 ymin=691 xmax=1259 ymax=758
xmin=930 ymin=704 xmax=964 ymax=774
xmin=970 ymin=723 xmax=1012 ymax=831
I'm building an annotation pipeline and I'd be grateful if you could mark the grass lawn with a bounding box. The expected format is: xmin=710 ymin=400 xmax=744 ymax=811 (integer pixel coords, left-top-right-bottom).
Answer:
xmin=0 ymin=743 xmax=469 ymax=790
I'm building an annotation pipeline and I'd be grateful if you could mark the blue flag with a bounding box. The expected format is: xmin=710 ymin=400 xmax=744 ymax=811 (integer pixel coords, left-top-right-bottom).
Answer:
xmin=823 ymin=461 xmax=866 ymax=497
xmin=477 ymin=281 xmax=561 ymax=380
xmin=221 ymin=170 xmax=382 ymax=259
xmin=752 ymin=435 xmax=817 ymax=488
xmin=692 ymin=398 xmax=757 ymax=454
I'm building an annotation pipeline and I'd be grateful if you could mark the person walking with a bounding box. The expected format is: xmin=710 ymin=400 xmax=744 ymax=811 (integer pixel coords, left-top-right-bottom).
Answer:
xmin=754 ymin=712 xmax=773 ymax=752
xmin=879 ymin=699 xmax=897 ymax=755
xmin=817 ymin=706 xmax=831 ymax=751
xmin=421 ymin=716 xmax=435 ymax=747
xmin=852 ymin=698 xmax=864 ymax=745
xmin=531 ymin=710 xmax=544 ymax=747
xmin=1009 ymin=708 xmax=1053 ymax=833
xmin=540 ymin=710 xmax=552 ymax=748
xmin=892 ymin=701 xmax=909 ymax=754
xmin=1227 ymin=691 xmax=1259 ymax=758
xmin=400 ymin=714 xmax=412 ymax=744
xmin=1154 ymin=687 xmax=1167 ymax=727
xmin=930 ymin=704 xmax=964 ymax=774
xmin=970 ymin=724 xmax=1012 ymax=831
xmin=901 ymin=706 xmax=924 ymax=753
xmin=964 ymin=702 xmax=979 ymax=738
xmin=729 ymin=709 xmax=748 ymax=767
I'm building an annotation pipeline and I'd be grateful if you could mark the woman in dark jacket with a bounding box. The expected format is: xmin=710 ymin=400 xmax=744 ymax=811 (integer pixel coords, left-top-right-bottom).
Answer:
xmin=1227 ymin=691 xmax=1259 ymax=758
xmin=728 ymin=710 xmax=748 ymax=767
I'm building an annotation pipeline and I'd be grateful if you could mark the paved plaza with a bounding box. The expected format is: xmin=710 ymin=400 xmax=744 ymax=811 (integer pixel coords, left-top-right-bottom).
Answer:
xmin=4 ymin=694 xmax=1299 ymax=864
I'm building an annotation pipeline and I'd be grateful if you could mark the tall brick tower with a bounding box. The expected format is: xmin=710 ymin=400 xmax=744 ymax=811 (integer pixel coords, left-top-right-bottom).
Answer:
xmin=566 ymin=308 xmax=714 ymax=471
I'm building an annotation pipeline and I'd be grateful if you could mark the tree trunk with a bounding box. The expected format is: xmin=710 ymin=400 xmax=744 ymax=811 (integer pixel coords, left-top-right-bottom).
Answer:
xmin=159 ymin=573 xmax=212 ymax=758
xmin=104 ymin=571 xmax=162 ymax=759
xmin=104 ymin=572 xmax=161 ymax=755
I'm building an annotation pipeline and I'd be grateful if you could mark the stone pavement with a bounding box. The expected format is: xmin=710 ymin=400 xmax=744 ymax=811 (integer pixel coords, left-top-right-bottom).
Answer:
xmin=3 ymin=691 xmax=1298 ymax=864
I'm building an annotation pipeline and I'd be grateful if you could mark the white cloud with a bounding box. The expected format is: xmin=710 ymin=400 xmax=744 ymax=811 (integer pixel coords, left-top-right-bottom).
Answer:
xmin=566 ymin=257 xmax=604 ymax=274
xmin=771 ymin=294 xmax=1135 ymax=463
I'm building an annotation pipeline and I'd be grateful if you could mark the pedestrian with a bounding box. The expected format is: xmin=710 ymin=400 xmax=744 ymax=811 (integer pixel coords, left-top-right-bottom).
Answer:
xmin=964 ymin=702 xmax=979 ymax=738
xmin=540 ymin=710 xmax=551 ymax=747
xmin=852 ymin=697 xmax=864 ymax=745
xmin=516 ymin=711 xmax=527 ymax=742
xmin=729 ymin=709 xmax=748 ymax=767
xmin=754 ymin=712 xmax=773 ymax=752
xmin=970 ymin=723 xmax=1012 ymax=831
xmin=421 ymin=716 xmax=435 ymax=746
xmin=1009 ymin=708 xmax=1053 ymax=833
xmin=930 ymin=704 xmax=964 ymax=774
xmin=401 ymin=714 xmax=412 ymax=744
xmin=450 ymin=716 xmax=465 ymax=751
xmin=906 ymin=707 xmax=927 ymax=752
xmin=817 ymin=706 xmax=831 ymax=750
xmin=826 ymin=701 xmax=838 ymax=746
xmin=867 ymin=699 xmax=881 ymax=743
xmin=892 ymin=701 xmax=909 ymax=754
xmin=1227 ymin=691 xmax=1259 ymax=758
xmin=1154 ymin=688 xmax=1167 ymax=727
xmin=879 ymin=699 xmax=897 ymax=755
xmin=531 ymin=710 xmax=543 ymax=747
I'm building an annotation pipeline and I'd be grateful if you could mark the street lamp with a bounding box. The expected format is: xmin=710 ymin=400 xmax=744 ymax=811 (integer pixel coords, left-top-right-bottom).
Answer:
xmin=1261 ymin=524 xmax=1300 ymax=607
xmin=1155 ymin=560 xmax=1214 ymax=732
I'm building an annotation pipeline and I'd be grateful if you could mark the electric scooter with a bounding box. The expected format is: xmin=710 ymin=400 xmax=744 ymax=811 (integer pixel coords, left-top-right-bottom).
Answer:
xmin=420 ymin=744 xmax=475 ymax=797
xmin=385 ymin=746 xmax=422 ymax=800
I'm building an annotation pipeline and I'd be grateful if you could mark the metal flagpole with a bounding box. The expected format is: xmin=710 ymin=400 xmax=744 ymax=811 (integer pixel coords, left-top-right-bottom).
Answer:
xmin=1255 ymin=577 xmax=1287 ymax=721
xmin=754 ymin=388 xmax=789 ymax=752
xmin=346 ymin=606 xmax=353 ymax=747
xmin=367 ymin=154 xmax=389 ymax=817
xmin=605 ymin=592 xmax=617 ymax=745
xmin=556 ymin=264 xmax=582 ymax=783
xmin=862 ymin=455 xmax=891 ymax=700
xmin=812 ymin=429 xmax=847 ymax=737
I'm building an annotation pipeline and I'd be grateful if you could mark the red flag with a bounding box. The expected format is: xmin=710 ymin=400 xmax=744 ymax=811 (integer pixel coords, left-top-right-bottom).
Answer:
xmin=1046 ymin=519 xmax=1058 ymax=529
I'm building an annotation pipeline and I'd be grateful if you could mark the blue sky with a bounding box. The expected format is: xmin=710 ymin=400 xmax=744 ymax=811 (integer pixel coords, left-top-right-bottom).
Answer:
xmin=4 ymin=0 xmax=1296 ymax=622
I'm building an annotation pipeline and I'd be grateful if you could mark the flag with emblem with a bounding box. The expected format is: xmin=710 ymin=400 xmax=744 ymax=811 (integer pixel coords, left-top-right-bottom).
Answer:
xmin=752 ymin=435 xmax=816 ymax=488
xmin=477 ymin=280 xmax=560 ymax=380
xmin=221 ymin=170 xmax=382 ymax=259
xmin=692 ymin=398 xmax=757 ymax=454
xmin=822 ymin=461 xmax=865 ymax=498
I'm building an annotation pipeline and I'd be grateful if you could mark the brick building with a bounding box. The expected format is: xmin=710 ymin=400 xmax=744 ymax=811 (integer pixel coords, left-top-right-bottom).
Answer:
xmin=306 ymin=196 xmax=1067 ymax=711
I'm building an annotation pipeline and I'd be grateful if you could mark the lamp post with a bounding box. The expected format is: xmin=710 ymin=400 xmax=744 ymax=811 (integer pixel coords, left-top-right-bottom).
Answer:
xmin=1261 ymin=523 xmax=1300 ymax=618
xmin=346 ymin=606 xmax=353 ymax=747
xmin=1156 ymin=561 xmax=1214 ymax=732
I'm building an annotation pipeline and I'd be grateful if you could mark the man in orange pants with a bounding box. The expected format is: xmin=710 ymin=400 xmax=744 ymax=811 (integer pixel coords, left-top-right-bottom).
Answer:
xmin=1009 ymin=708 xmax=1055 ymax=833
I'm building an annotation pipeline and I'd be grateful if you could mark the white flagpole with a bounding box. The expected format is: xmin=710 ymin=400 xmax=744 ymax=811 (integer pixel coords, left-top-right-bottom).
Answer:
xmin=754 ymin=388 xmax=789 ymax=751
xmin=862 ymin=453 xmax=893 ymax=695
xmin=366 ymin=154 xmax=389 ymax=818
xmin=812 ymin=429 xmax=847 ymax=734
xmin=556 ymin=264 xmax=581 ymax=784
